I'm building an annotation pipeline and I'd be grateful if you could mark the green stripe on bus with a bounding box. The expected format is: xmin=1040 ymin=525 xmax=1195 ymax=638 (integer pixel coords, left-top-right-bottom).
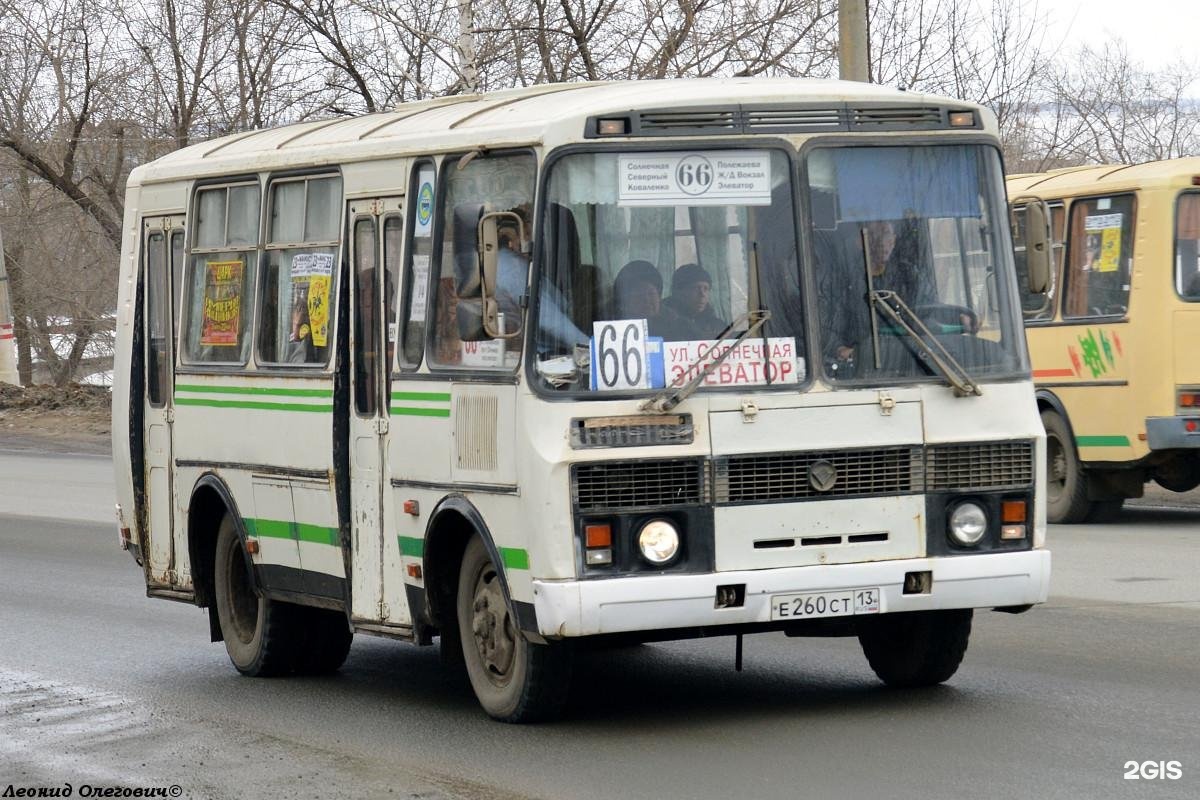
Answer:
xmin=398 ymin=536 xmax=424 ymax=557
xmin=296 ymin=523 xmax=339 ymax=546
xmin=176 ymin=384 xmax=333 ymax=398
xmin=500 ymin=547 xmax=529 ymax=570
xmin=176 ymin=398 xmax=333 ymax=413
xmin=1076 ymin=435 xmax=1131 ymax=448
xmin=390 ymin=406 xmax=451 ymax=417
xmin=249 ymin=518 xmax=294 ymax=539
xmin=245 ymin=518 xmax=338 ymax=545
xmin=390 ymin=391 xmax=451 ymax=402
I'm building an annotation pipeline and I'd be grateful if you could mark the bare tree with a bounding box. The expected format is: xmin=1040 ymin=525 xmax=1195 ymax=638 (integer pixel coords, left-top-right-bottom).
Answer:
xmin=1041 ymin=43 xmax=1200 ymax=166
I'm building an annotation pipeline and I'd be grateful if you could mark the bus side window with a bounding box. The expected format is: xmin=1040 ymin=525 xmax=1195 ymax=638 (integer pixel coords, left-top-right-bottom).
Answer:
xmin=429 ymin=152 xmax=536 ymax=370
xmin=1177 ymin=193 xmax=1200 ymax=299
xmin=258 ymin=175 xmax=343 ymax=366
xmin=400 ymin=162 xmax=434 ymax=369
xmin=1063 ymin=194 xmax=1136 ymax=320
xmin=382 ymin=215 xmax=403 ymax=388
xmin=145 ymin=231 xmax=168 ymax=406
xmin=181 ymin=183 xmax=260 ymax=365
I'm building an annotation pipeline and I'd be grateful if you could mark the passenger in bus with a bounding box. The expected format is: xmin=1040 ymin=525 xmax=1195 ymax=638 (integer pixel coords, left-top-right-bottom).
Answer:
xmin=663 ymin=263 xmax=727 ymax=340
xmin=612 ymin=260 xmax=689 ymax=340
xmin=495 ymin=208 xmax=587 ymax=349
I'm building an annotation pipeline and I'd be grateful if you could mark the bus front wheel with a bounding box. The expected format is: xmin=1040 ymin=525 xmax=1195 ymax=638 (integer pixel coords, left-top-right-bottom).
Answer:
xmin=456 ymin=536 xmax=571 ymax=722
xmin=858 ymin=609 xmax=972 ymax=688
xmin=1041 ymin=410 xmax=1091 ymax=523
xmin=214 ymin=513 xmax=300 ymax=676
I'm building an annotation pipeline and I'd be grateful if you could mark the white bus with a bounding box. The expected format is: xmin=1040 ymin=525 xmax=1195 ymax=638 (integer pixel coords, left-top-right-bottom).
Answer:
xmin=113 ymin=78 xmax=1051 ymax=722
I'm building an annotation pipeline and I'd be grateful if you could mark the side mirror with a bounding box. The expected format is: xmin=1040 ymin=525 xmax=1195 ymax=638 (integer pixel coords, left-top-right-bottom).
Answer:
xmin=1014 ymin=197 xmax=1052 ymax=295
xmin=477 ymin=211 xmax=525 ymax=339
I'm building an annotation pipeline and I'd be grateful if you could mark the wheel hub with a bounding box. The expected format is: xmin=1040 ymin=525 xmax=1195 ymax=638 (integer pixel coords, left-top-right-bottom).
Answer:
xmin=470 ymin=567 xmax=516 ymax=679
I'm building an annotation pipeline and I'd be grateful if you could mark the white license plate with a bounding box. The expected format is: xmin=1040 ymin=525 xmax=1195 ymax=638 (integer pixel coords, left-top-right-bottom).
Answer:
xmin=770 ymin=588 xmax=881 ymax=621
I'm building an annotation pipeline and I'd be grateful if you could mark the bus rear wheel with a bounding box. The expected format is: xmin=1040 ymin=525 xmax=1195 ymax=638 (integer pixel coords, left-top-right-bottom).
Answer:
xmin=858 ymin=609 xmax=972 ymax=688
xmin=1042 ymin=410 xmax=1091 ymax=524
xmin=456 ymin=536 xmax=571 ymax=723
xmin=213 ymin=513 xmax=299 ymax=677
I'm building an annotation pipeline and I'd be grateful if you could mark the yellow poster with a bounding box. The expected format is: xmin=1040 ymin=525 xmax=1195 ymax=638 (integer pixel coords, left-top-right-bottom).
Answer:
xmin=290 ymin=253 xmax=334 ymax=349
xmin=307 ymin=275 xmax=330 ymax=347
xmin=1084 ymin=213 xmax=1122 ymax=273
xmin=1096 ymin=227 xmax=1121 ymax=273
xmin=200 ymin=260 xmax=244 ymax=346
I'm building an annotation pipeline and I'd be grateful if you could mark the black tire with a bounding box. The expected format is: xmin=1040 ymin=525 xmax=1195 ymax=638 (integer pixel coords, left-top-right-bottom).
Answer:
xmin=293 ymin=607 xmax=353 ymax=675
xmin=858 ymin=609 xmax=972 ymax=688
xmin=1153 ymin=457 xmax=1200 ymax=493
xmin=213 ymin=513 xmax=299 ymax=676
xmin=1041 ymin=409 xmax=1091 ymax=524
xmin=456 ymin=536 xmax=571 ymax=723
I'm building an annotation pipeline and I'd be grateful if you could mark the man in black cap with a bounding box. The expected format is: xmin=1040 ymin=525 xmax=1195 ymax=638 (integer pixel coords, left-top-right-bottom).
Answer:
xmin=612 ymin=260 xmax=692 ymax=340
xmin=664 ymin=263 xmax=727 ymax=340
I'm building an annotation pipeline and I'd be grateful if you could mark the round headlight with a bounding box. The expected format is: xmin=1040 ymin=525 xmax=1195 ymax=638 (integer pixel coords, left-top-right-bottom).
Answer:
xmin=637 ymin=519 xmax=680 ymax=564
xmin=948 ymin=502 xmax=987 ymax=546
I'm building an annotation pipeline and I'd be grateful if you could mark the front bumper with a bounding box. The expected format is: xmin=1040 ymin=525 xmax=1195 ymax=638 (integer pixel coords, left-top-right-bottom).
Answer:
xmin=532 ymin=549 xmax=1051 ymax=637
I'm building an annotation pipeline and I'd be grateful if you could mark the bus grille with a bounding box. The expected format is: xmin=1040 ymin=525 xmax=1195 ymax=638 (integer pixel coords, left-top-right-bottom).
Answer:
xmin=926 ymin=441 xmax=1035 ymax=491
xmin=572 ymin=458 xmax=705 ymax=512
xmin=713 ymin=446 xmax=919 ymax=504
xmin=570 ymin=441 xmax=1034 ymax=511
xmin=621 ymin=104 xmax=967 ymax=136
xmin=851 ymin=106 xmax=944 ymax=128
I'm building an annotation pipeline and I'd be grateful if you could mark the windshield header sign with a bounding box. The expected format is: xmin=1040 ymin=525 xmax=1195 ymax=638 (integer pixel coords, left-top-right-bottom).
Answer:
xmin=617 ymin=151 xmax=773 ymax=206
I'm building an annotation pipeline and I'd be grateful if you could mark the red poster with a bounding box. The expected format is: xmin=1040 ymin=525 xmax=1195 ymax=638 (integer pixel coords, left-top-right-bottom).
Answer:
xmin=200 ymin=260 xmax=244 ymax=346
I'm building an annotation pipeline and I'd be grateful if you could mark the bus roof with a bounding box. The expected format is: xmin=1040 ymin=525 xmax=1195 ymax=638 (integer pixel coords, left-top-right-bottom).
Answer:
xmin=130 ymin=78 xmax=995 ymax=186
xmin=1006 ymin=156 xmax=1200 ymax=197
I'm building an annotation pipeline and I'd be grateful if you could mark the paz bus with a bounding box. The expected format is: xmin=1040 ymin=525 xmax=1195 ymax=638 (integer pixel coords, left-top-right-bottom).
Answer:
xmin=113 ymin=78 xmax=1051 ymax=722
xmin=1009 ymin=158 xmax=1200 ymax=523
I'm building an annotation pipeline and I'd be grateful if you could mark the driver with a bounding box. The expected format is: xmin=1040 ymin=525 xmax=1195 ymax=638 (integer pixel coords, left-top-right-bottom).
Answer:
xmin=827 ymin=219 xmax=971 ymax=366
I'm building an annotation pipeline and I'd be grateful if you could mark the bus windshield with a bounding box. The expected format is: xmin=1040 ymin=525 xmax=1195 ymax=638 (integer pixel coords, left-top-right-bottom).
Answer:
xmin=808 ymin=144 xmax=1026 ymax=385
xmin=533 ymin=148 xmax=804 ymax=393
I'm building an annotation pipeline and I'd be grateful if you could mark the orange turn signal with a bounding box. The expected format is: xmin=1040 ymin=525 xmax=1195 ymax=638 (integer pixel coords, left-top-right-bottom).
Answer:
xmin=1001 ymin=500 xmax=1027 ymax=524
xmin=245 ymin=539 xmax=260 ymax=555
xmin=585 ymin=523 xmax=612 ymax=548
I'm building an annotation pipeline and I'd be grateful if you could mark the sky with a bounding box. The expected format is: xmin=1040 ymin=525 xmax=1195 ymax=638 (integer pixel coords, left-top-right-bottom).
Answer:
xmin=1044 ymin=0 xmax=1199 ymax=68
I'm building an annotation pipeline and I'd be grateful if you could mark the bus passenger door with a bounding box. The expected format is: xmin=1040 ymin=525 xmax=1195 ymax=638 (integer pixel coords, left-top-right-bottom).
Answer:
xmin=141 ymin=216 xmax=184 ymax=586
xmin=347 ymin=199 xmax=405 ymax=624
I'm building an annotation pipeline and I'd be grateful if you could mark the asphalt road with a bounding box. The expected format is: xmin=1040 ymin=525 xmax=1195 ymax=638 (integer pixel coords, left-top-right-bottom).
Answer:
xmin=1 ymin=444 xmax=1197 ymax=800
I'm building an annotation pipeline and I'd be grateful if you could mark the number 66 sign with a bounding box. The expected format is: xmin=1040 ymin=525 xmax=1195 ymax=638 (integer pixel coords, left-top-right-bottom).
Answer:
xmin=590 ymin=320 xmax=664 ymax=391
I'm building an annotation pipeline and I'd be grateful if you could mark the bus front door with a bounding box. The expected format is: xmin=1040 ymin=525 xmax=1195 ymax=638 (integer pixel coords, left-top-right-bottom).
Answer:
xmin=141 ymin=216 xmax=185 ymax=587
xmin=347 ymin=198 xmax=410 ymax=627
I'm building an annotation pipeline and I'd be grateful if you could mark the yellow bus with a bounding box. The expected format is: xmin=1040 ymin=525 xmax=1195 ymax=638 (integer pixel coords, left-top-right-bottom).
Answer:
xmin=1008 ymin=158 xmax=1200 ymax=523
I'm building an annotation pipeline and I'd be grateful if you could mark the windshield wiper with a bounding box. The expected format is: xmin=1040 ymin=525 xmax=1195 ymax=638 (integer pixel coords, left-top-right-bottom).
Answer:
xmin=868 ymin=290 xmax=982 ymax=397
xmin=639 ymin=309 xmax=771 ymax=413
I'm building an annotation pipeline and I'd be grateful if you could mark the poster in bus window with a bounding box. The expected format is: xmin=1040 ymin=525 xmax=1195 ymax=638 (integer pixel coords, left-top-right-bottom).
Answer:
xmin=290 ymin=253 xmax=334 ymax=347
xmin=1084 ymin=214 xmax=1122 ymax=273
xmin=200 ymin=260 xmax=244 ymax=346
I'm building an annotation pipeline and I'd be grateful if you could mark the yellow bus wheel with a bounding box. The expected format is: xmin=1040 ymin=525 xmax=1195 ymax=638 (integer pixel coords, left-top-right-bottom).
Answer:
xmin=1041 ymin=410 xmax=1091 ymax=524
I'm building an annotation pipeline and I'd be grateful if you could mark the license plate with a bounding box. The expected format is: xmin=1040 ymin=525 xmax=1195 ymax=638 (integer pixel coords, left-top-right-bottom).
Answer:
xmin=770 ymin=588 xmax=881 ymax=621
